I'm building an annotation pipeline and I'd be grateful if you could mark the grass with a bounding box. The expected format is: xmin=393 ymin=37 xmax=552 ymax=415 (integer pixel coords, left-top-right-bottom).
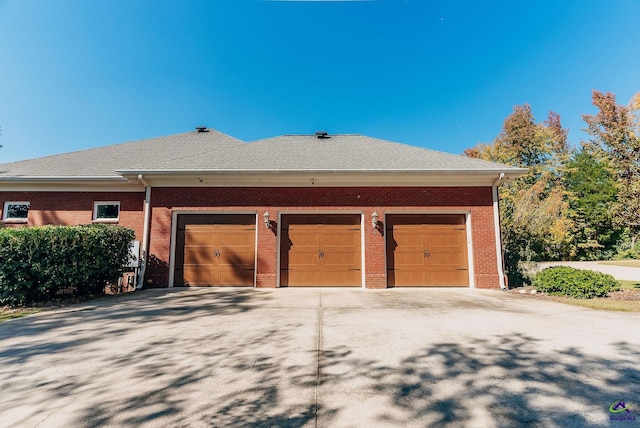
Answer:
xmin=548 ymin=280 xmax=640 ymax=312
xmin=598 ymin=260 xmax=640 ymax=268
xmin=618 ymin=280 xmax=640 ymax=290
xmin=0 ymin=308 xmax=42 ymax=322
xmin=554 ymin=297 xmax=640 ymax=312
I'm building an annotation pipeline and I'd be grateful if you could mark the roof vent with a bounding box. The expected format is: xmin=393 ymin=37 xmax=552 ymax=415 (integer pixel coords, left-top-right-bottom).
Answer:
xmin=315 ymin=131 xmax=330 ymax=139
xmin=196 ymin=126 xmax=208 ymax=133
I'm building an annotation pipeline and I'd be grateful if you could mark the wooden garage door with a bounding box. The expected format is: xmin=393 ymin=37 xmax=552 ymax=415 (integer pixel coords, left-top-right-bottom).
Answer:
xmin=281 ymin=214 xmax=361 ymax=286
xmin=386 ymin=214 xmax=469 ymax=287
xmin=175 ymin=214 xmax=256 ymax=286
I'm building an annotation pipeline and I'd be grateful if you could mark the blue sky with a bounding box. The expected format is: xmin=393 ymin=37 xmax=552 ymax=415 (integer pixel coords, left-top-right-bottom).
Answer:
xmin=0 ymin=0 xmax=638 ymax=163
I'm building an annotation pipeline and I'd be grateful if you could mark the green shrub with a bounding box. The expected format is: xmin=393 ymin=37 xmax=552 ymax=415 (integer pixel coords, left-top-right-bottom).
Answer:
xmin=533 ymin=266 xmax=620 ymax=299
xmin=0 ymin=225 xmax=135 ymax=306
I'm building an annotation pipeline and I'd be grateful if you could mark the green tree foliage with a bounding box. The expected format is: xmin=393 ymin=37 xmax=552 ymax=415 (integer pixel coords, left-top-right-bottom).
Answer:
xmin=0 ymin=225 xmax=135 ymax=306
xmin=583 ymin=90 xmax=640 ymax=246
xmin=465 ymin=104 xmax=572 ymax=285
xmin=564 ymin=147 xmax=620 ymax=259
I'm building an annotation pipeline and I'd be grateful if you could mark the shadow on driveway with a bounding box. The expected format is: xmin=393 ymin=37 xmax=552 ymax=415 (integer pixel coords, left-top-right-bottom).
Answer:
xmin=0 ymin=288 xmax=638 ymax=427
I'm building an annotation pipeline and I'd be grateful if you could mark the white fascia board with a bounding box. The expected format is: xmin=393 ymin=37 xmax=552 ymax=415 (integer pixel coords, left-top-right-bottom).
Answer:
xmin=0 ymin=177 xmax=144 ymax=192
xmin=0 ymin=176 xmax=129 ymax=182
xmin=118 ymin=169 xmax=527 ymax=188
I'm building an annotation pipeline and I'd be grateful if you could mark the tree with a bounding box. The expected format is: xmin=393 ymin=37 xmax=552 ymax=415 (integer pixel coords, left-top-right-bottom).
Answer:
xmin=465 ymin=104 xmax=572 ymax=285
xmin=564 ymin=146 xmax=620 ymax=259
xmin=583 ymin=91 xmax=640 ymax=246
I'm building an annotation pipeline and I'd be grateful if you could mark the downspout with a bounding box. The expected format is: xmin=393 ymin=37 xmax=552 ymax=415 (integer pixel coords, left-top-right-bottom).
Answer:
xmin=492 ymin=173 xmax=507 ymax=289
xmin=137 ymin=174 xmax=151 ymax=289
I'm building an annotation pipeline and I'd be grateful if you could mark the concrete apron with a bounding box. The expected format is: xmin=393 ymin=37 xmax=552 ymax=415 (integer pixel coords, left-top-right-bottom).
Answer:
xmin=0 ymin=287 xmax=638 ymax=427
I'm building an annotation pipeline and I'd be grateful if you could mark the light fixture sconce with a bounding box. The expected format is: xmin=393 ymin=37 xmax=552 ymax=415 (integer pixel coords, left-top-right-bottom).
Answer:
xmin=371 ymin=211 xmax=378 ymax=231
xmin=264 ymin=211 xmax=270 ymax=229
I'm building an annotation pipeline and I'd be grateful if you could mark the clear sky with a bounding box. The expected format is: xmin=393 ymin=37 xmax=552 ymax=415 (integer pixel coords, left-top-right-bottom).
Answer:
xmin=0 ymin=0 xmax=638 ymax=163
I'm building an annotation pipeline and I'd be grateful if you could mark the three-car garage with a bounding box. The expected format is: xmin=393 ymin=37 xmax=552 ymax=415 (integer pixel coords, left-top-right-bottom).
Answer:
xmin=172 ymin=212 xmax=471 ymax=288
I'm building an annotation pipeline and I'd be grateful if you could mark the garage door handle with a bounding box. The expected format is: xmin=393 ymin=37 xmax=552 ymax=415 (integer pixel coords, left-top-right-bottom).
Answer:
xmin=424 ymin=250 xmax=430 ymax=258
xmin=213 ymin=250 xmax=220 ymax=257
xmin=318 ymin=250 xmax=325 ymax=258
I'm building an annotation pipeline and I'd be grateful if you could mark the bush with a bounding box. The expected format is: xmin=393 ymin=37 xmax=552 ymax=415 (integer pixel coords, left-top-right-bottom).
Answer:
xmin=533 ymin=266 xmax=620 ymax=299
xmin=0 ymin=225 xmax=135 ymax=306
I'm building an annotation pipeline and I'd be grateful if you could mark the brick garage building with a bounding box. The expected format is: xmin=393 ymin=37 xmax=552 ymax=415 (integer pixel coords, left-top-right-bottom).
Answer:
xmin=0 ymin=128 xmax=525 ymax=289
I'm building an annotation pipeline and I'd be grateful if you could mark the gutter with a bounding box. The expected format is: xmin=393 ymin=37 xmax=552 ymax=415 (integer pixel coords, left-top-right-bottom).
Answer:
xmin=492 ymin=173 xmax=507 ymax=289
xmin=137 ymin=174 xmax=152 ymax=289
xmin=116 ymin=168 xmax=528 ymax=176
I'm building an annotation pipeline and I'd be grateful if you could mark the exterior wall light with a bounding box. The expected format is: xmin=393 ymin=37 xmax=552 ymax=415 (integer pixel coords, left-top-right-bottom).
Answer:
xmin=371 ymin=211 xmax=378 ymax=230
xmin=264 ymin=211 xmax=270 ymax=229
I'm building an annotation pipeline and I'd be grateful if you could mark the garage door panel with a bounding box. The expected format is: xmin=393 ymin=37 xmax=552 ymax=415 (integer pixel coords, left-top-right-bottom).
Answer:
xmin=183 ymin=267 xmax=220 ymax=286
xmin=185 ymin=226 xmax=219 ymax=245
xmin=281 ymin=214 xmax=361 ymax=287
xmin=428 ymin=270 xmax=469 ymax=286
xmin=389 ymin=271 xmax=426 ymax=286
xmin=427 ymin=233 xmax=465 ymax=247
xmin=393 ymin=251 xmax=426 ymax=267
xmin=217 ymin=250 xmax=255 ymax=267
xmin=184 ymin=247 xmax=215 ymax=265
xmin=323 ymin=233 xmax=359 ymax=247
xmin=428 ymin=251 xmax=466 ymax=267
xmin=322 ymin=252 xmax=359 ymax=266
xmin=324 ymin=270 xmax=361 ymax=285
xmin=287 ymin=271 xmax=322 ymax=286
xmin=390 ymin=233 xmax=424 ymax=248
xmin=387 ymin=214 xmax=469 ymax=287
xmin=218 ymin=232 xmax=255 ymax=247
xmin=287 ymin=228 xmax=321 ymax=247
xmin=217 ymin=268 xmax=255 ymax=286
xmin=184 ymin=266 xmax=253 ymax=286
xmin=176 ymin=214 xmax=256 ymax=287
xmin=288 ymin=251 xmax=321 ymax=266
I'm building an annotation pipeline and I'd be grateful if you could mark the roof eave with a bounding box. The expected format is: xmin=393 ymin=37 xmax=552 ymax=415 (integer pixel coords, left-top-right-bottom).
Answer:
xmin=117 ymin=168 xmax=528 ymax=176
xmin=0 ymin=176 xmax=129 ymax=182
xmin=117 ymin=168 xmax=528 ymax=187
xmin=0 ymin=176 xmax=143 ymax=192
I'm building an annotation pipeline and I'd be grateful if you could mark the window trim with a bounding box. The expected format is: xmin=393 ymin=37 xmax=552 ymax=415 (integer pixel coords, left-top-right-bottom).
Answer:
xmin=2 ymin=201 xmax=30 ymax=223
xmin=93 ymin=201 xmax=121 ymax=223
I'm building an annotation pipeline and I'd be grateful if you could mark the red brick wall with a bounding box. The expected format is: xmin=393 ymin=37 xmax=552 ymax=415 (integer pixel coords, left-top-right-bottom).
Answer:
xmin=2 ymin=187 xmax=501 ymax=289
xmin=0 ymin=191 xmax=145 ymax=239
xmin=147 ymin=186 xmax=500 ymax=289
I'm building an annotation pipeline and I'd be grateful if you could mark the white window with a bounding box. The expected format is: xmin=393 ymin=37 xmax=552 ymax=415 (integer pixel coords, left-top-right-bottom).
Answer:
xmin=93 ymin=201 xmax=120 ymax=222
xmin=3 ymin=201 xmax=30 ymax=222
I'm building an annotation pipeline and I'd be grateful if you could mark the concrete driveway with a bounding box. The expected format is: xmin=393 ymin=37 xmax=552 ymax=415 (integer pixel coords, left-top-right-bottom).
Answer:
xmin=0 ymin=288 xmax=639 ymax=428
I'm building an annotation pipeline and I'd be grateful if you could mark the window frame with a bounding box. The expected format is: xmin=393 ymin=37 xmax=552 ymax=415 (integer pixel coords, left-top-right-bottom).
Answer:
xmin=92 ymin=201 xmax=121 ymax=223
xmin=2 ymin=201 xmax=30 ymax=223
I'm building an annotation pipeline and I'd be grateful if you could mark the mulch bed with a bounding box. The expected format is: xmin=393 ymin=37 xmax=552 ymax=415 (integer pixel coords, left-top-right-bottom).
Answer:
xmin=508 ymin=286 xmax=640 ymax=301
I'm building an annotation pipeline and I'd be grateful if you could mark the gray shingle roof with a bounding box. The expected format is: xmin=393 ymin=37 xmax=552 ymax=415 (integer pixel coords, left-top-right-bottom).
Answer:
xmin=0 ymin=130 xmax=524 ymax=180
xmin=121 ymin=134 xmax=521 ymax=173
xmin=0 ymin=129 xmax=243 ymax=178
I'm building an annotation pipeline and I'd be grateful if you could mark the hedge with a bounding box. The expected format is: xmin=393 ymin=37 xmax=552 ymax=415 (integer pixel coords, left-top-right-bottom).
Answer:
xmin=0 ymin=225 xmax=135 ymax=306
xmin=533 ymin=266 xmax=620 ymax=299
